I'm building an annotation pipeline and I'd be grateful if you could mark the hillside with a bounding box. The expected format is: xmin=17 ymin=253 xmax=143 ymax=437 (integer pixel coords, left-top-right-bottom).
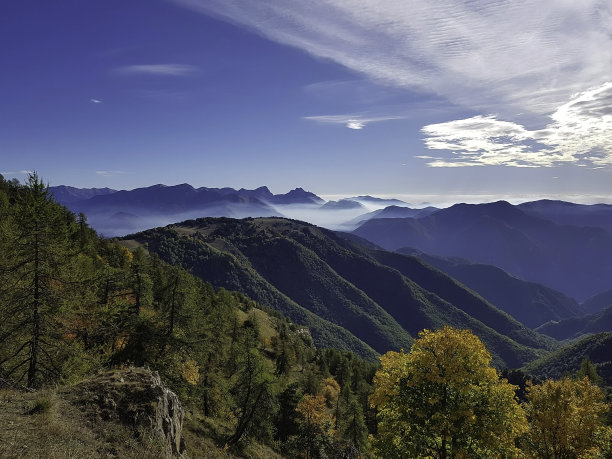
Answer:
xmin=353 ymin=200 xmax=612 ymax=301
xmin=519 ymin=199 xmax=612 ymax=233
xmin=524 ymin=332 xmax=612 ymax=386
xmin=536 ymin=305 xmax=612 ymax=340
xmin=398 ymin=249 xmax=581 ymax=328
xmin=582 ymin=288 xmax=612 ymax=315
xmin=124 ymin=217 xmax=557 ymax=368
xmin=347 ymin=205 xmax=439 ymax=227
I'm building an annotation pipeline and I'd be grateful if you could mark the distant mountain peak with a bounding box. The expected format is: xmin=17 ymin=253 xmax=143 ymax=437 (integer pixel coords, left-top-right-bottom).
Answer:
xmin=321 ymin=199 xmax=366 ymax=210
xmin=270 ymin=187 xmax=324 ymax=204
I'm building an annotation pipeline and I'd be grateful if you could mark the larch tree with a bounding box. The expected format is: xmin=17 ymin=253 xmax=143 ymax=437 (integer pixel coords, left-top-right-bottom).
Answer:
xmin=370 ymin=326 xmax=528 ymax=458
xmin=0 ymin=173 xmax=75 ymax=387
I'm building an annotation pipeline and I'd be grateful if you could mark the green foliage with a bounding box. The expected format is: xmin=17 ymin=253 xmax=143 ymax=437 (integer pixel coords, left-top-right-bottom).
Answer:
xmin=524 ymin=331 xmax=612 ymax=386
xmin=0 ymin=173 xmax=77 ymax=387
xmin=576 ymin=356 xmax=604 ymax=386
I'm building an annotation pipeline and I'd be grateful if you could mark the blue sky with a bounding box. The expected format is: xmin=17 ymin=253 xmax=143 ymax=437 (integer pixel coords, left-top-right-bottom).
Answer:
xmin=2 ymin=0 xmax=612 ymax=203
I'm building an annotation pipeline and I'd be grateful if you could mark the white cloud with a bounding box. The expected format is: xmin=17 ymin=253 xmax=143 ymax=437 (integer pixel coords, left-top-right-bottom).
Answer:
xmin=172 ymin=0 xmax=612 ymax=167
xmin=1 ymin=170 xmax=33 ymax=176
xmin=114 ymin=64 xmax=198 ymax=76
xmin=304 ymin=114 xmax=406 ymax=129
xmin=171 ymin=0 xmax=612 ymax=117
xmin=89 ymin=98 xmax=102 ymax=104
xmin=96 ymin=170 xmax=125 ymax=177
xmin=420 ymin=83 xmax=612 ymax=167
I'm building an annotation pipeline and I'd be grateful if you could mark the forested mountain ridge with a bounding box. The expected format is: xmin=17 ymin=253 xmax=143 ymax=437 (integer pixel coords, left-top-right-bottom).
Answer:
xmin=353 ymin=200 xmax=612 ymax=301
xmin=397 ymin=248 xmax=582 ymax=328
xmin=536 ymin=305 xmax=612 ymax=341
xmin=524 ymin=332 xmax=612 ymax=386
xmin=124 ymin=216 xmax=557 ymax=368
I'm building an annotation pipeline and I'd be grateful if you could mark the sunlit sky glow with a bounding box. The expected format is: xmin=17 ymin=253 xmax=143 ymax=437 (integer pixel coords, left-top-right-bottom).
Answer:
xmin=2 ymin=0 xmax=612 ymax=201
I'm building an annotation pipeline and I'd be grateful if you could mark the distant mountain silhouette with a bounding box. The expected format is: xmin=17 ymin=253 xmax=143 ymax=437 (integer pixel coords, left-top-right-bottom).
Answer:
xmin=49 ymin=185 xmax=116 ymax=204
xmin=348 ymin=205 xmax=439 ymax=227
xmin=353 ymin=200 xmax=612 ymax=301
xmin=397 ymin=249 xmax=581 ymax=329
xmin=519 ymin=199 xmax=612 ymax=233
xmin=50 ymin=183 xmax=324 ymax=236
xmin=270 ymin=187 xmax=324 ymax=205
xmin=347 ymin=195 xmax=408 ymax=206
xmin=320 ymin=199 xmax=367 ymax=210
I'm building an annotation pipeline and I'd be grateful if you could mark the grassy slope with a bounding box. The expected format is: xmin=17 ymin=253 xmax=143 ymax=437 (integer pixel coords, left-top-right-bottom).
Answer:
xmin=0 ymin=387 xmax=167 ymax=458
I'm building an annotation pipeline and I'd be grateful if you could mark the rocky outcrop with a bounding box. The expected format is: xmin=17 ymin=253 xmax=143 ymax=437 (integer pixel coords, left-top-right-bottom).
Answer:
xmin=67 ymin=367 xmax=184 ymax=457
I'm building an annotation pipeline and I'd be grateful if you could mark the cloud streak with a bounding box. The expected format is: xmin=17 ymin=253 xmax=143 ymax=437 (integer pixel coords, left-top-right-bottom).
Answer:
xmin=171 ymin=0 xmax=612 ymax=117
xmin=420 ymin=83 xmax=612 ymax=167
xmin=96 ymin=170 xmax=126 ymax=177
xmin=304 ymin=114 xmax=406 ymax=130
xmin=1 ymin=170 xmax=33 ymax=176
xmin=173 ymin=1 xmax=612 ymax=167
xmin=114 ymin=64 xmax=198 ymax=76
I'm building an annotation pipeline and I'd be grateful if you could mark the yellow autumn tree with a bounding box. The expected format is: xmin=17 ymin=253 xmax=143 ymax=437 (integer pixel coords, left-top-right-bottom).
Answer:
xmin=295 ymin=394 xmax=334 ymax=459
xmin=370 ymin=326 xmax=528 ymax=458
xmin=523 ymin=376 xmax=612 ymax=457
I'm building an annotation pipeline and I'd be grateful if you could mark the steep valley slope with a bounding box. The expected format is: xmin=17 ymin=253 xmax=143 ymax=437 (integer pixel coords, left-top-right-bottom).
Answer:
xmin=123 ymin=217 xmax=558 ymax=368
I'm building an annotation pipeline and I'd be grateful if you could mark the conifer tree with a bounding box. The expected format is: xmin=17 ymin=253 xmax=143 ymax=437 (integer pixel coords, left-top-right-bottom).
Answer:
xmin=0 ymin=173 xmax=74 ymax=387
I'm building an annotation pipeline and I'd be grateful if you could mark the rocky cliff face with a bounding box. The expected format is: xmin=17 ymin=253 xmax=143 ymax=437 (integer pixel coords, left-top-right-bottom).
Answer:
xmin=66 ymin=367 xmax=184 ymax=457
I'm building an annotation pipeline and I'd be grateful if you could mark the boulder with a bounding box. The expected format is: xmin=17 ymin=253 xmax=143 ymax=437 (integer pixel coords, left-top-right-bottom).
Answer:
xmin=68 ymin=367 xmax=184 ymax=457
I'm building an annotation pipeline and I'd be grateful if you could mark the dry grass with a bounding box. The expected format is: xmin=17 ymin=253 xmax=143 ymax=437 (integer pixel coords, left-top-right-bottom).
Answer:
xmin=0 ymin=387 xmax=166 ymax=458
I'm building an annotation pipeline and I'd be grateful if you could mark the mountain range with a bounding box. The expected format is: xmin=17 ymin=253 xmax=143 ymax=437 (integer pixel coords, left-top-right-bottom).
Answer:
xmin=50 ymin=184 xmax=323 ymax=236
xmin=49 ymin=184 xmax=612 ymax=373
xmin=122 ymin=216 xmax=558 ymax=368
xmin=353 ymin=200 xmax=612 ymax=301
xmin=397 ymin=249 xmax=582 ymax=329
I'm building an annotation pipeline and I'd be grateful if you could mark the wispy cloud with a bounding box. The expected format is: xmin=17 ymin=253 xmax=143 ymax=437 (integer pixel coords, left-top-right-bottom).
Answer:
xmin=171 ymin=0 xmax=612 ymax=117
xmin=96 ymin=170 xmax=126 ymax=177
xmin=174 ymin=1 xmax=612 ymax=167
xmin=89 ymin=98 xmax=102 ymax=104
xmin=420 ymin=83 xmax=612 ymax=167
xmin=304 ymin=114 xmax=406 ymax=130
xmin=114 ymin=64 xmax=198 ymax=76
xmin=1 ymin=170 xmax=33 ymax=176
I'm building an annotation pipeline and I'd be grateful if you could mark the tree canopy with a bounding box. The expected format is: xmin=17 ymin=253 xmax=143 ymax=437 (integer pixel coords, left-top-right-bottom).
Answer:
xmin=522 ymin=376 xmax=612 ymax=457
xmin=370 ymin=326 xmax=528 ymax=458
